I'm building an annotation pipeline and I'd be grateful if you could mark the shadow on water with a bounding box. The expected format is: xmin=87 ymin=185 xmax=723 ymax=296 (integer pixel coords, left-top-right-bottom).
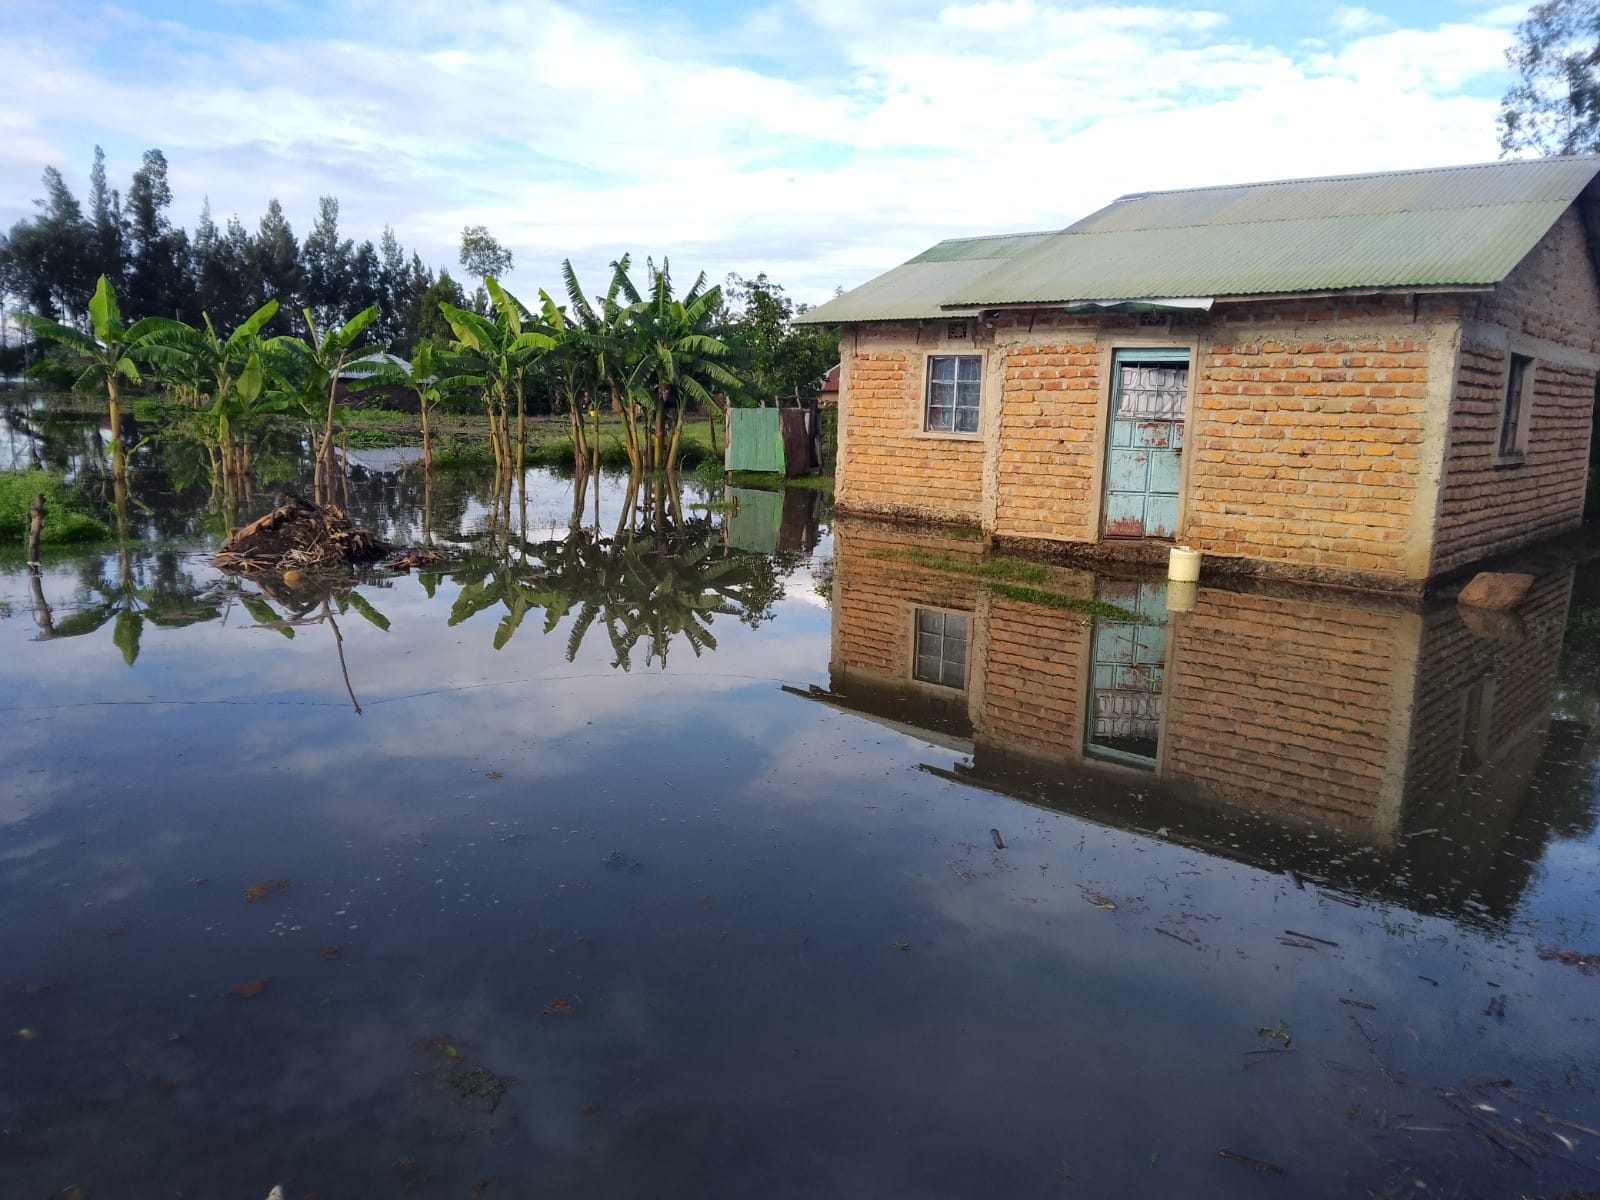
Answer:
xmin=2 ymin=399 xmax=1598 ymax=1199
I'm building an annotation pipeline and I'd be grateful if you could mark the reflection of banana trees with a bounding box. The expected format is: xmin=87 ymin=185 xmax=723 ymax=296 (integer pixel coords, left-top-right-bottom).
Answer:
xmin=28 ymin=545 xmax=230 ymax=663
xmin=233 ymin=576 xmax=391 ymax=715
xmin=449 ymin=505 xmax=784 ymax=669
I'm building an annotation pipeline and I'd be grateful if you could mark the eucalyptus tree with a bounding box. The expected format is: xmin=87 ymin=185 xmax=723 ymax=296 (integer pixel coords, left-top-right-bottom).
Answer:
xmin=267 ymin=305 xmax=385 ymax=502
xmin=17 ymin=275 xmax=185 ymax=479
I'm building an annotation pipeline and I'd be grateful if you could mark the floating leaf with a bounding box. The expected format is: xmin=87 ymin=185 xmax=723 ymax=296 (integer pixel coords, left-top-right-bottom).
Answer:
xmin=227 ymin=977 xmax=268 ymax=999
xmin=319 ymin=944 xmax=341 ymax=961
xmin=243 ymin=878 xmax=290 ymax=903
xmin=544 ymin=997 xmax=575 ymax=1016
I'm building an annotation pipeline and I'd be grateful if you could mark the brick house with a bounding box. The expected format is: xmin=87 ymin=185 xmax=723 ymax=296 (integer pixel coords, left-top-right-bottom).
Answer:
xmin=799 ymin=158 xmax=1600 ymax=593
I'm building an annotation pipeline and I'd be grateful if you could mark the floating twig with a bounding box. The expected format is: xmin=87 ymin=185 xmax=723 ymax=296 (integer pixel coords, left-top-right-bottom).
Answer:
xmin=1285 ymin=930 xmax=1339 ymax=947
xmin=1218 ymin=1149 xmax=1283 ymax=1174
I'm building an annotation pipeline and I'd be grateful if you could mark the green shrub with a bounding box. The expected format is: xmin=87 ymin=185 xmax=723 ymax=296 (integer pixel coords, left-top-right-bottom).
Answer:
xmin=0 ymin=470 xmax=110 ymax=546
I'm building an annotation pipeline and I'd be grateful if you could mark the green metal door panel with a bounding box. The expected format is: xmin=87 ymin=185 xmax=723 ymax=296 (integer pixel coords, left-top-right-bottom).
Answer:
xmin=726 ymin=487 xmax=783 ymax=553
xmin=1104 ymin=488 xmax=1147 ymax=538
xmin=727 ymin=409 xmax=785 ymax=473
xmin=1144 ymin=494 xmax=1179 ymax=539
xmin=1147 ymin=448 xmax=1182 ymax=493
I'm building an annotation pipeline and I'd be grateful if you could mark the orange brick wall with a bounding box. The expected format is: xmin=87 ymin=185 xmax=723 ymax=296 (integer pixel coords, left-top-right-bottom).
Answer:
xmin=1431 ymin=212 xmax=1599 ymax=574
xmin=1475 ymin=208 xmax=1600 ymax=355
xmin=837 ymin=325 xmax=985 ymax=525
xmin=1183 ymin=304 xmax=1438 ymax=582
xmin=992 ymin=318 xmax=1105 ymax=542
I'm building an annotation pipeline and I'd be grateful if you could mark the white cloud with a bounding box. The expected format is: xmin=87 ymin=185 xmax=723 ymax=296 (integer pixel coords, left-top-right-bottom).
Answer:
xmin=1329 ymin=5 xmax=1391 ymax=35
xmin=0 ymin=1 xmax=1518 ymax=305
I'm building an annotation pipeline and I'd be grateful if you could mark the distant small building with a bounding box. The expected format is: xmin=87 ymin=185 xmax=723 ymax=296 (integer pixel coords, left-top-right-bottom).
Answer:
xmin=335 ymin=352 xmax=413 ymax=410
xmin=799 ymin=157 xmax=1600 ymax=593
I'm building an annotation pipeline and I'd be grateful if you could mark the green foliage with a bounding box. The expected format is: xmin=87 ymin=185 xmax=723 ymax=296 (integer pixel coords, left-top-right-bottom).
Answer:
xmin=719 ymin=273 xmax=840 ymax=406
xmin=459 ymin=225 xmax=514 ymax=282
xmin=1500 ymin=0 xmax=1600 ymax=155
xmin=0 ymin=470 xmax=109 ymax=545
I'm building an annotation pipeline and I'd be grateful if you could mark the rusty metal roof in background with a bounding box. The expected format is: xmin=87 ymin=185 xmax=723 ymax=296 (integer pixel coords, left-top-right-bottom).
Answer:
xmin=798 ymin=157 xmax=1600 ymax=323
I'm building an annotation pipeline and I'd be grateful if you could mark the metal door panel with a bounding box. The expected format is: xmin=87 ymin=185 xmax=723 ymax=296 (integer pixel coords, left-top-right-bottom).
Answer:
xmin=1102 ymin=353 xmax=1188 ymax=539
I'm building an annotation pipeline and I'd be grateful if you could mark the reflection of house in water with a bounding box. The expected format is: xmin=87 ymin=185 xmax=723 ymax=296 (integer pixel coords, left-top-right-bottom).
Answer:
xmin=816 ymin=520 xmax=1585 ymax=924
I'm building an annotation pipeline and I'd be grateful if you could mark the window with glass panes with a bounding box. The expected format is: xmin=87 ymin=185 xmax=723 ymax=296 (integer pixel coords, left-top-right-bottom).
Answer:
xmin=913 ymin=609 xmax=968 ymax=688
xmin=925 ymin=355 xmax=982 ymax=433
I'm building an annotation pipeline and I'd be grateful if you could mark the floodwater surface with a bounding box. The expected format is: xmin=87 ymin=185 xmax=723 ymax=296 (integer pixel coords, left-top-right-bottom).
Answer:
xmin=2 ymin=403 xmax=1599 ymax=1199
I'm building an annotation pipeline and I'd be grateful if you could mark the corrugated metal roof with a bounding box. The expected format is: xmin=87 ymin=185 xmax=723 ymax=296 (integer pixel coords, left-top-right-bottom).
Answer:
xmin=800 ymin=157 xmax=1600 ymax=322
xmin=795 ymin=232 xmax=1055 ymax=323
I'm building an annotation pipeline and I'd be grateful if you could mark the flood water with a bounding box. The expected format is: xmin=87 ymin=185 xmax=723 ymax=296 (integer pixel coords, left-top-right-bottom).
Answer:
xmin=3 ymin=398 xmax=1600 ymax=1198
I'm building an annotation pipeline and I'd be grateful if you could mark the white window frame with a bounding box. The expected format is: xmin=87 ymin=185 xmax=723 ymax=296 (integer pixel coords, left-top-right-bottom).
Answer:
xmin=1495 ymin=352 xmax=1535 ymax=465
xmin=923 ymin=354 xmax=983 ymax=436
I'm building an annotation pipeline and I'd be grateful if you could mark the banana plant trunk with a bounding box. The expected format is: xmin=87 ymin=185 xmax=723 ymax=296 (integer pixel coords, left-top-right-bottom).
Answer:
xmin=107 ymin=377 xmax=126 ymax=482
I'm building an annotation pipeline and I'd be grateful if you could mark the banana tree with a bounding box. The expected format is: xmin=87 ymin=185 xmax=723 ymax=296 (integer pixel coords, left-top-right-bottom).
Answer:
xmin=201 ymin=351 xmax=290 ymax=481
xmin=554 ymin=258 xmax=638 ymax=471
xmin=167 ymin=301 xmax=282 ymax=478
xmin=17 ymin=275 xmax=186 ymax=480
xmin=438 ymin=280 xmax=553 ymax=477
xmin=267 ymin=306 xmax=384 ymax=503
xmin=624 ymin=261 xmax=738 ymax=471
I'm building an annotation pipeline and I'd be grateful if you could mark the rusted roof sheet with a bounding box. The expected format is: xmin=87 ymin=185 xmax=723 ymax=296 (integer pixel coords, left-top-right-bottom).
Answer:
xmin=800 ymin=157 xmax=1600 ymax=322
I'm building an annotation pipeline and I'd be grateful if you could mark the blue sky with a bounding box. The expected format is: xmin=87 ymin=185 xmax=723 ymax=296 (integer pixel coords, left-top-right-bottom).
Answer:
xmin=3 ymin=0 xmax=1530 ymax=304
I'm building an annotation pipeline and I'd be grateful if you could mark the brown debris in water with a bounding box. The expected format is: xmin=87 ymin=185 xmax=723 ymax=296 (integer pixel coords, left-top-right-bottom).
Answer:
xmin=214 ymin=496 xmax=390 ymax=576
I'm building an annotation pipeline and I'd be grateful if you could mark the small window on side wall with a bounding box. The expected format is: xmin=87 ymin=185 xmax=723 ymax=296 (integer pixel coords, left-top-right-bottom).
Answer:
xmin=1497 ymin=353 xmax=1534 ymax=461
xmin=925 ymin=354 xmax=981 ymax=434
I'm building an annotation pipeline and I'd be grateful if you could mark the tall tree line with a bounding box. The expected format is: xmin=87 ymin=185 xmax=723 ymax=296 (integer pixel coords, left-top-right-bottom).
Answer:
xmin=0 ymin=147 xmax=464 ymax=354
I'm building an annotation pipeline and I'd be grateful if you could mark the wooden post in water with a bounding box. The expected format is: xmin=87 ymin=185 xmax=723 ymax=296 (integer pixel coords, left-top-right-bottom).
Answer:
xmin=25 ymin=492 xmax=45 ymax=567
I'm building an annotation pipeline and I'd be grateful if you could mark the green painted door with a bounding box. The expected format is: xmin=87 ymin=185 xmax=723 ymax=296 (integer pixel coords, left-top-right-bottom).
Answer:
xmin=1103 ymin=350 xmax=1189 ymax=539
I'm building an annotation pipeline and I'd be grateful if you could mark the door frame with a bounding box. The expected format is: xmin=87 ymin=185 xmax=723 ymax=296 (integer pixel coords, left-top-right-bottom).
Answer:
xmin=1090 ymin=337 xmax=1202 ymax=543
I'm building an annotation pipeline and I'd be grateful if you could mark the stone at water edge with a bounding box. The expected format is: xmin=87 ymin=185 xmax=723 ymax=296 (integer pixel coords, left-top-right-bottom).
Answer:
xmin=1456 ymin=571 xmax=1536 ymax=610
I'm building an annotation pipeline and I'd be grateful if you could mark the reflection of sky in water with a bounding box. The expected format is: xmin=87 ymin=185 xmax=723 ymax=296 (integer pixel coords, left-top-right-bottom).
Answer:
xmin=0 ymin=463 xmax=1597 ymax=1199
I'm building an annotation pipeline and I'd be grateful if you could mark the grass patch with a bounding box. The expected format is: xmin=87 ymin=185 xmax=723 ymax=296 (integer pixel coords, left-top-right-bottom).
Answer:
xmin=873 ymin=546 xmax=1050 ymax=584
xmin=345 ymin=427 xmax=412 ymax=449
xmin=986 ymin=583 xmax=1141 ymax=621
xmin=727 ymin=471 xmax=835 ymax=492
xmin=432 ymin=436 xmax=497 ymax=470
xmin=0 ymin=470 xmax=110 ymax=546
